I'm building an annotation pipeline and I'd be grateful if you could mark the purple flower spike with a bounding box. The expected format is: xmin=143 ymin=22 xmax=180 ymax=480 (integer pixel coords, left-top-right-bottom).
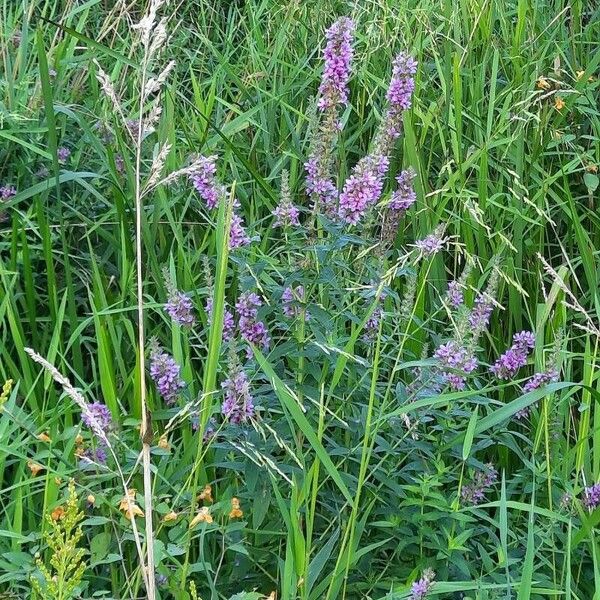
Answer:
xmin=338 ymin=154 xmax=389 ymax=224
xmin=584 ymin=483 xmax=600 ymax=510
xmin=468 ymin=293 xmax=494 ymax=331
xmin=229 ymin=212 xmax=250 ymax=249
xmin=414 ymin=227 xmax=448 ymax=256
xmin=82 ymin=401 xmax=112 ymax=432
xmin=189 ymin=155 xmax=221 ymax=209
xmin=282 ymin=286 xmax=309 ymax=320
xmin=389 ymin=169 xmax=416 ymax=212
xmin=165 ymin=290 xmax=195 ymax=326
xmin=490 ymin=330 xmax=535 ymax=379
xmin=446 ymin=280 xmax=464 ymax=308
xmin=273 ymin=201 xmax=300 ymax=228
xmin=410 ymin=569 xmax=435 ymax=600
xmin=150 ymin=348 xmax=185 ymax=405
xmin=516 ymin=368 xmax=559 ymax=419
xmin=317 ymin=17 xmax=355 ymax=111
xmin=434 ymin=340 xmax=478 ymax=390
xmin=222 ymin=370 xmax=254 ymax=424
xmin=461 ymin=464 xmax=498 ymax=505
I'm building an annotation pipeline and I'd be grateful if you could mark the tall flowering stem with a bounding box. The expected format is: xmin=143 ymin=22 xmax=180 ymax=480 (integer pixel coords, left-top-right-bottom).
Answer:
xmin=305 ymin=17 xmax=355 ymax=212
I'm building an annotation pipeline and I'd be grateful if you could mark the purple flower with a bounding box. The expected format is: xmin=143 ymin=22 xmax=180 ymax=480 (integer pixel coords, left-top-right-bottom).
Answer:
xmin=461 ymin=464 xmax=498 ymax=505
xmin=189 ymin=155 xmax=221 ymax=209
xmin=236 ymin=292 xmax=262 ymax=318
xmin=57 ymin=147 xmax=71 ymax=163
xmin=115 ymin=154 xmax=125 ymax=174
xmin=81 ymin=446 xmax=108 ymax=465
xmin=387 ymin=53 xmax=417 ymax=110
xmin=204 ymin=297 xmax=235 ymax=341
xmin=468 ymin=293 xmax=494 ymax=331
xmin=516 ymin=368 xmax=559 ymax=419
xmin=150 ymin=348 xmax=185 ymax=405
xmin=273 ymin=201 xmax=300 ymax=228
xmin=165 ymin=290 xmax=195 ymax=326
xmin=434 ymin=341 xmax=478 ymax=390
xmin=389 ymin=169 xmax=416 ymax=211
xmin=583 ymin=483 xmax=600 ymax=510
xmin=222 ymin=370 xmax=255 ymax=424
xmin=446 ymin=280 xmax=464 ymax=307
xmin=410 ymin=569 xmax=435 ymax=600
xmin=0 ymin=185 xmax=17 ymax=199
xmin=282 ymin=286 xmax=309 ymax=320
xmin=229 ymin=212 xmax=250 ymax=249
xmin=338 ymin=154 xmax=389 ymax=224
xmin=82 ymin=401 xmax=112 ymax=432
xmin=317 ymin=17 xmax=355 ymax=111
xmin=414 ymin=227 xmax=447 ymax=256
xmin=490 ymin=330 xmax=535 ymax=379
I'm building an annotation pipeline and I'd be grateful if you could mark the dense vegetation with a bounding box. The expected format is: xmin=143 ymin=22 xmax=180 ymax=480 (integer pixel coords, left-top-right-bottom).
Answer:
xmin=0 ymin=1 xmax=599 ymax=599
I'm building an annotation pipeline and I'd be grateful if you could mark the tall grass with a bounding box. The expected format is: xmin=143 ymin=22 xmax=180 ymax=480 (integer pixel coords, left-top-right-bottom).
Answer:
xmin=0 ymin=0 xmax=599 ymax=598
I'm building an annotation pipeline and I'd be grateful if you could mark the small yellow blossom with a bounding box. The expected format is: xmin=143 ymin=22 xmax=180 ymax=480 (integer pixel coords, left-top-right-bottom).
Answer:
xmin=75 ymin=434 xmax=84 ymax=445
xmin=51 ymin=506 xmax=65 ymax=521
xmin=124 ymin=503 xmax=145 ymax=519
xmin=536 ymin=77 xmax=551 ymax=90
xmin=586 ymin=163 xmax=598 ymax=173
xmin=0 ymin=379 xmax=13 ymax=409
xmin=28 ymin=461 xmax=44 ymax=476
xmin=229 ymin=497 xmax=243 ymax=519
xmin=37 ymin=432 xmax=52 ymax=443
xmin=87 ymin=494 xmax=96 ymax=506
xmin=190 ymin=507 xmax=213 ymax=528
xmin=163 ymin=510 xmax=178 ymax=522
xmin=158 ymin=434 xmax=170 ymax=450
xmin=197 ymin=484 xmax=213 ymax=503
xmin=54 ymin=477 xmax=62 ymax=485
xmin=119 ymin=488 xmax=138 ymax=512
xmin=554 ymin=96 xmax=565 ymax=111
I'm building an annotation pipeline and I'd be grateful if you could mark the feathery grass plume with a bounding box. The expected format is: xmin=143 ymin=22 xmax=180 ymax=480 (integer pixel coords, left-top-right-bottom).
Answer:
xmin=305 ymin=17 xmax=355 ymax=212
xmin=31 ymin=480 xmax=86 ymax=599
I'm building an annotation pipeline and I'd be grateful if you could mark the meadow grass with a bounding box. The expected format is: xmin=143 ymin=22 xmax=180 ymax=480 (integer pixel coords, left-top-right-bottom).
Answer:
xmin=0 ymin=0 xmax=599 ymax=598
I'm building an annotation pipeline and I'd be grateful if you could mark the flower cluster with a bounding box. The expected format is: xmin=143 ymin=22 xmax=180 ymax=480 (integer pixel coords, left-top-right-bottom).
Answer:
xmin=515 ymin=368 xmax=560 ymax=419
xmin=338 ymin=154 xmax=389 ymax=224
xmin=468 ymin=293 xmax=494 ymax=331
xmin=583 ymin=483 xmax=600 ymax=511
xmin=236 ymin=292 xmax=270 ymax=351
xmin=490 ymin=330 xmax=535 ymax=379
xmin=305 ymin=18 xmax=355 ymax=211
xmin=204 ymin=297 xmax=235 ymax=341
xmin=410 ymin=568 xmax=435 ymax=600
xmin=434 ymin=340 xmax=477 ymax=390
xmin=150 ymin=347 xmax=185 ymax=405
xmin=57 ymin=146 xmax=71 ymax=163
xmin=0 ymin=185 xmax=17 ymax=199
xmin=282 ymin=286 xmax=309 ymax=320
xmin=446 ymin=280 xmax=464 ymax=307
xmin=189 ymin=155 xmax=221 ymax=209
xmin=82 ymin=401 xmax=112 ymax=432
xmin=389 ymin=168 xmax=416 ymax=212
xmin=165 ymin=283 xmax=195 ymax=326
xmin=222 ymin=369 xmax=255 ymax=424
xmin=317 ymin=17 xmax=355 ymax=111
xmin=414 ymin=226 xmax=447 ymax=256
xmin=461 ymin=464 xmax=498 ymax=504
xmin=229 ymin=212 xmax=251 ymax=249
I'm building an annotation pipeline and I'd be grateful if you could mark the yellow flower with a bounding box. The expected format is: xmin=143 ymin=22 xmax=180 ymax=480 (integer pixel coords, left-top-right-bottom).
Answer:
xmin=124 ymin=503 xmax=145 ymax=519
xmin=158 ymin=434 xmax=170 ymax=450
xmin=163 ymin=511 xmax=178 ymax=523
xmin=554 ymin=96 xmax=565 ymax=111
xmin=190 ymin=507 xmax=213 ymax=528
xmin=119 ymin=489 xmax=138 ymax=512
xmin=75 ymin=434 xmax=84 ymax=445
xmin=229 ymin=497 xmax=243 ymax=519
xmin=37 ymin=432 xmax=52 ymax=443
xmin=51 ymin=506 xmax=65 ymax=521
xmin=266 ymin=593 xmax=276 ymax=600
xmin=0 ymin=379 xmax=13 ymax=409
xmin=28 ymin=461 xmax=44 ymax=476
xmin=536 ymin=77 xmax=551 ymax=90
xmin=87 ymin=494 xmax=96 ymax=506
xmin=197 ymin=484 xmax=213 ymax=503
